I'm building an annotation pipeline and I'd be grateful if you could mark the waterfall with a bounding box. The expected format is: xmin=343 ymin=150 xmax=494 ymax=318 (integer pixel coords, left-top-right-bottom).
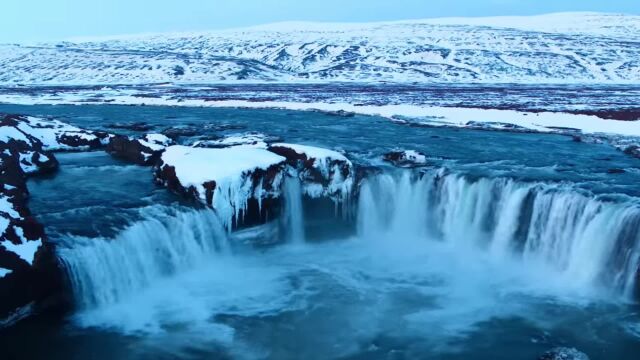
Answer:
xmin=283 ymin=176 xmax=306 ymax=244
xmin=357 ymin=169 xmax=640 ymax=299
xmin=57 ymin=206 xmax=229 ymax=309
xmin=358 ymin=172 xmax=430 ymax=241
xmin=58 ymin=169 xmax=640 ymax=316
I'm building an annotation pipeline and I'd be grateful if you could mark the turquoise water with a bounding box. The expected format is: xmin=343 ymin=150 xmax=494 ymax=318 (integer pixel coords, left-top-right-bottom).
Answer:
xmin=0 ymin=105 xmax=639 ymax=359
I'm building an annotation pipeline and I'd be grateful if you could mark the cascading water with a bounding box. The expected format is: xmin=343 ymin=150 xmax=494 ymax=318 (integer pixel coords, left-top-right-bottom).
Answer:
xmin=358 ymin=169 xmax=640 ymax=299
xmin=59 ymin=168 xmax=640 ymax=315
xmin=57 ymin=206 xmax=229 ymax=309
xmin=283 ymin=176 xmax=306 ymax=244
xmin=52 ymin=166 xmax=640 ymax=358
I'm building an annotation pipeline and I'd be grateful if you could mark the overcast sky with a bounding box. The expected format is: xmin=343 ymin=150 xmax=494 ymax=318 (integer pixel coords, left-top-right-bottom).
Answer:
xmin=2 ymin=0 xmax=639 ymax=43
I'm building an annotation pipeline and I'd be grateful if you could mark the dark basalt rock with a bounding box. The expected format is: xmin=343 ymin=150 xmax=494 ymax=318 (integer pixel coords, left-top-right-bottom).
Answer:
xmin=0 ymin=242 xmax=64 ymax=321
xmin=355 ymin=165 xmax=383 ymax=187
xmin=568 ymin=109 xmax=640 ymax=121
xmin=155 ymin=160 xmax=285 ymax=210
xmin=383 ymin=150 xmax=428 ymax=168
xmin=154 ymin=158 xmax=285 ymax=231
xmin=154 ymin=164 xmax=201 ymax=202
xmin=161 ymin=126 xmax=201 ymax=139
xmin=0 ymin=114 xmax=91 ymax=322
xmin=268 ymin=145 xmax=351 ymax=187
xmin=205 ymin=124 xmax=248 ymax=131
xmin=106 ymin=134 xmax=173 ymax=166
xmin=538 ymin=347 xmax=589 ymax=360
xmin=106 ymin=122 xmax=155 ymax=132
xmin=56 ymin=132 xmax=107 ymax=150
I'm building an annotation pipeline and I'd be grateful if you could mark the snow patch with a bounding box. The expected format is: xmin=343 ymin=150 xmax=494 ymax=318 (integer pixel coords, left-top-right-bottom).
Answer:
xmin=0 ymin=196 xmax=19 ymax=219
xmin=192 ymin=133 xmax=269 ymax=149
xmin=1 ymin=239 xmax=41 ymax=265
xmin=160 ymin=145 xmax=286 ymax=228
xmin=139 ymin=133 xmax=173 ymax=151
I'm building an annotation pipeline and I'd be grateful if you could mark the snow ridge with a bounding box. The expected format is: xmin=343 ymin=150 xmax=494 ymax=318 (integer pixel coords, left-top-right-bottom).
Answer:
xmin=1 ymin=13 xmax=638 ymax=85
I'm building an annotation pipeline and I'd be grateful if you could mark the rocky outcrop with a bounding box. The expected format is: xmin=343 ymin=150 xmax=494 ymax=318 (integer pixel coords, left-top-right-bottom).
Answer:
xmin=268 ymin=143 xmax=353 ymax=200
xmin=155 ymin=145 xmax=286 ymax=229
xmin=0 ymin=115 xmax=58 ymax=320
xmin=161 ymin=125 xmax=201 ymax=140
xmin=107 ymin=133 xmax=174 ymax=165
xmin=192 ymin=132 xmax=281 ymax=149
xmin=154 ymin=135 xmax=355 ymax=229
xmin=0 ymin=113 xmax=104 ymax=321
xmin=383 ymin=150 xmax=429 ymax=168
xmin=7 ymin=115 xmax=109 ymax=151
xmin=106 ymin=121 xmax=155 ymax=132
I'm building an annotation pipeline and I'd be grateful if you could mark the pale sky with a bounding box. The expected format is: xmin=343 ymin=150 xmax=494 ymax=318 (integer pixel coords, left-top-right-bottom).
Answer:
xmin=2 ymin=0 xmax=639 ymax=43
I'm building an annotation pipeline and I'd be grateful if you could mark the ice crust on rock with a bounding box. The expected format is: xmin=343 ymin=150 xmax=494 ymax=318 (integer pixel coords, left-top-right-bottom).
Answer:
xmin=155 ymin=138 xmax=355 ymax=229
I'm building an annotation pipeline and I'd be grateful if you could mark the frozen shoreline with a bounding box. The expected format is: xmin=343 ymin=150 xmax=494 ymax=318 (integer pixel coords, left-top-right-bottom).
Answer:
xmin=2 ymin=93 xmax=640 ymax=139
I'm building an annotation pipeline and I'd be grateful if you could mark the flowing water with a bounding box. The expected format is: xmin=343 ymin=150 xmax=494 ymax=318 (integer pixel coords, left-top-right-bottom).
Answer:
xmin=282 ymin=176 xmax=305 ymax=244
xmin=1 ymin=104 xmax=640 ymax=359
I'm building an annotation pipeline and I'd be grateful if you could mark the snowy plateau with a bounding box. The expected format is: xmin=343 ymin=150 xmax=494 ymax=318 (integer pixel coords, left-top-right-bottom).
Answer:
xmin=0 ymin=12 xmax=639 ymax=85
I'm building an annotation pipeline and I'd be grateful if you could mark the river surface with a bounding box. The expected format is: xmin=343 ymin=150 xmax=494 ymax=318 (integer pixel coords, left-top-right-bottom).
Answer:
xmin=1 ymin=104 xmax=640 ymax=359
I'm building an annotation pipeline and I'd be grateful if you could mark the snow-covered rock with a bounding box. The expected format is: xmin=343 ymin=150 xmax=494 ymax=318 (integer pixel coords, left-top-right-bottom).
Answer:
xmin=1 ymin=115 xmax=59 ymax=175
xmin=268 ymin=143 xmax=354 ymax=200
xmin=0 ymin=115 xmax=53 ymax=276
xmin=192 ymin=132 xmax=270 ymax=149
xmin=1 ymin=12 xmax=638 ymax=85
xmin=383 ymin=150 xmax=429 ymax=168
xmin=0 ymin=113 xmax=100 ymax=320
xmin=107 ymin=133 xmax=174 ymax=165
xmin=155 ymin=145 xmax=287 ymax=228
xmin=154 ymin=136 xmax=355 ymax=229
xmin=10 ymin=115 xmax=108 ymax=151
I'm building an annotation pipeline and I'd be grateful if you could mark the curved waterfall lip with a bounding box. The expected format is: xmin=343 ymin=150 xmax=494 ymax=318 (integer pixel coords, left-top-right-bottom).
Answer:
xmin=57 ymin=205 xmax=231 ymax=311
xmin=358 ymin=168 xmax=640 ymax=300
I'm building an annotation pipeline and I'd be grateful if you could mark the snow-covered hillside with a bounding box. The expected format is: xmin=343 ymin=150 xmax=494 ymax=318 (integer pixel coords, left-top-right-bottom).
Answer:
xmin=0 ymin=12 xmax=639 ymax=85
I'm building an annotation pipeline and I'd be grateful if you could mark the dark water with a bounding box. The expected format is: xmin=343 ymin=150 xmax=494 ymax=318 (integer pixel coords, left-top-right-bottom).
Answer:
xmin=0 ymin=105 xmax=639 ymax=359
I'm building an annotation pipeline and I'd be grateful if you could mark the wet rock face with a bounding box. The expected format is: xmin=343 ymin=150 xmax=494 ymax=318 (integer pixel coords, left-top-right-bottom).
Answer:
xmin=107 ymin=133 xmax=174 ymax=166
xmin=539 ymin=347 xmax=590 ymax=360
